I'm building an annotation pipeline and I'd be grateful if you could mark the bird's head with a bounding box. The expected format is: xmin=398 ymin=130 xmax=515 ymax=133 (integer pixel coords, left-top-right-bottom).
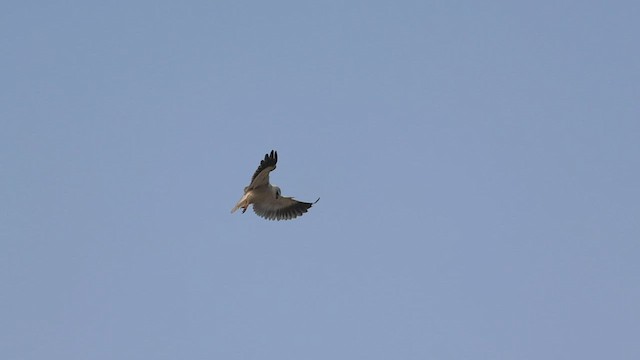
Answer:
xmin=272 ymin=185 xmax=281 ymax=199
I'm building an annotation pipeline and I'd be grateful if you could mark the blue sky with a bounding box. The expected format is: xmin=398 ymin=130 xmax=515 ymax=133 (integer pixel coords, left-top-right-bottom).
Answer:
xmin=2 ymin=1 xmax=639 ymax=359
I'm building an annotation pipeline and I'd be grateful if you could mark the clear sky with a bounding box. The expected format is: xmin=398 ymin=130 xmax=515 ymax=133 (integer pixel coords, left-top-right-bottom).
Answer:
xmin=2 ymin=1 xmax=639 ymax=359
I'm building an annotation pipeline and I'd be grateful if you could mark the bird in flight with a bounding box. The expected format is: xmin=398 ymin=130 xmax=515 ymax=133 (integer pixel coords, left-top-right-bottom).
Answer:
xmin=231 ymin=150 xmax=319 ymax=220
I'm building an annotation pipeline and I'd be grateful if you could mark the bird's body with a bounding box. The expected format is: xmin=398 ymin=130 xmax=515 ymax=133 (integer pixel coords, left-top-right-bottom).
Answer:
xmin=231 ymin=150 xmax=319 ymax=220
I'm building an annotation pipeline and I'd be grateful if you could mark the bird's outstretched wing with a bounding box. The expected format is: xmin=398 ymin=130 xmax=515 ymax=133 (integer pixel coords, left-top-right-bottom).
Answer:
xmin=253 ymin=196 xmax=320 ymax=221
xmin=247 ymin=150 xmax=277 ymax=190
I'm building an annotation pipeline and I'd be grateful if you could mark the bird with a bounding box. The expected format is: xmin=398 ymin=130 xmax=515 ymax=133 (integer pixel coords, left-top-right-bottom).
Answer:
xmin=231 ymin=150 xmax=319 ymax=221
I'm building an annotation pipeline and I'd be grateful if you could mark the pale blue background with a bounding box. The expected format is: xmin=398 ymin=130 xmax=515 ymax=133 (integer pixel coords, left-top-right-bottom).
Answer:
xmin=2 ymin=1 xmax=639 ymax=359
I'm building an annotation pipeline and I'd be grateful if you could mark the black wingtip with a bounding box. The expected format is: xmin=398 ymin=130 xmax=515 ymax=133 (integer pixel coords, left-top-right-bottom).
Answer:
xmin=250 ymin=150 xmax=279 ymax=183
xmin=266 ymin=150 xmax=277 ymax=162
xmin=262 ymin=150 xmax=278 ymax=166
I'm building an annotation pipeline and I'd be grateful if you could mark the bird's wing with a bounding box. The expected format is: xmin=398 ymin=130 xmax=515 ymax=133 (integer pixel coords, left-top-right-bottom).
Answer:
xmin=253 ymin=196 xmax=319 ymax=221
xmin=247 ymin=150 xmax=277 ymax=190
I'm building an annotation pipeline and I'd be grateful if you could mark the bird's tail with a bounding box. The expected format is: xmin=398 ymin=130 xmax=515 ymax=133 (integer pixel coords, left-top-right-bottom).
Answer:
xmin=231 ymin=193 xmax=249 ymax=213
